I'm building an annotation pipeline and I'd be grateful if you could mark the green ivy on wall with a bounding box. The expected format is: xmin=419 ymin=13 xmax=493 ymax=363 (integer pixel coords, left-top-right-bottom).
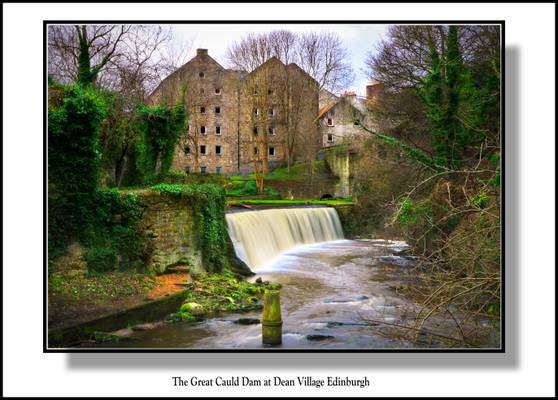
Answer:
xmin=150 ymin=183 xmax=229 ymax=273
xmin=48 ymin=84 xmax=150 ymax=272
xmin=48 ymin=84 xmax=106 ymax=255
xmin=136 ymin=104 xmax=187 ymax=184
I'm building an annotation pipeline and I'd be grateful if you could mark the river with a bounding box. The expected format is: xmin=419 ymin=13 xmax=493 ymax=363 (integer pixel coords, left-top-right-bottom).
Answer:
xmin=89 ymin=207 xmax=498 ymax=349
xmin=92 ymin=238 xmax=450 ymax=349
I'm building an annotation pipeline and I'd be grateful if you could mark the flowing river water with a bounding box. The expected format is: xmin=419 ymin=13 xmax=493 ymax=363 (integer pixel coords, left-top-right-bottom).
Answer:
xmin=91 ymin=207 xmax=498 ymax=349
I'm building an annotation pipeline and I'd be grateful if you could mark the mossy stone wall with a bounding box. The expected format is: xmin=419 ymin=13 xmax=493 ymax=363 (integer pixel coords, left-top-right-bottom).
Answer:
xmin=136 ymin=191 xmax=203 ymax=274
xmin=331 ymin=204 xmax=357 ymax=237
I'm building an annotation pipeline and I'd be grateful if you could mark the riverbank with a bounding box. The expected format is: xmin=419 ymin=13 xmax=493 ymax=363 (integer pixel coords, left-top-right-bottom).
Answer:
xmin=227 ymin=199 xmax=353 ymax=206
xmin=48 ymin=268 xmax=271 ymax=347
xmin=84 ymin=239 xmax=500 ymax=349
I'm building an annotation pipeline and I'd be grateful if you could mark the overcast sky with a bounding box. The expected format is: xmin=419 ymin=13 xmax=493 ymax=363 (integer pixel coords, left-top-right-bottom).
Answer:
xmin=169 ymin=23 xmax=388 ymax=97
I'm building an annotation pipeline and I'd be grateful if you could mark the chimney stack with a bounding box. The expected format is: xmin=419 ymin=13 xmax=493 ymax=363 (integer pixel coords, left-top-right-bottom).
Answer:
xmin=197 ymin=48 xmax=208 ymax=56
xmin=366 ymin=80 xmax=383 ymax=102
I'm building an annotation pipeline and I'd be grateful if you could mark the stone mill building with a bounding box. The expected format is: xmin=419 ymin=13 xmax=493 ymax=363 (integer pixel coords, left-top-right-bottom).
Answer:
xmin=149 ymin=48 xmax=320 ymax=175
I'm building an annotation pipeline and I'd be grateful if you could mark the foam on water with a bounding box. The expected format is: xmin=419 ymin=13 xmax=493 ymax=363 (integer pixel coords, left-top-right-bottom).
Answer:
xmin=226 ymin=207 xmax=344 ymax=270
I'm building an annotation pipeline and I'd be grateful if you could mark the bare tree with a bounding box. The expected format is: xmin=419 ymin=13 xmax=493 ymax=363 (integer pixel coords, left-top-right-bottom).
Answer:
xmin=228 ymin=31 xmax=326 ymax=175
xmin=226 ymin=30 xmax=354 ymax=93
xmin=243 ymin=67 xmax=273 ymax=193
xmin=363 ymin=25 xmax=500 ymax=153
xmin=279 ymin=64 xmax=320 ymax=172
xmin=48 ymin=25 xmax=131 ymax=86
xmin=48 ymin=24 xmax=193 ymax=100
xmin=365 ymin=25 xmax=500 ymax=90
xmin=296 ymin=31 xmax=354 ymax=93
xmin=48 ymin=24 xmax=194 ymax=186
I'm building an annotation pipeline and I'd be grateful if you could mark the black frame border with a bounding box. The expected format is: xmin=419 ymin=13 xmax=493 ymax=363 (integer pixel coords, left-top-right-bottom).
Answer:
xmin=42 ymin=19 xmax=506 ymax=354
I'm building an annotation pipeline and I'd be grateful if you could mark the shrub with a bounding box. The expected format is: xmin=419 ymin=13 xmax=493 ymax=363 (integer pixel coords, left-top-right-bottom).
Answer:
xmin=226 ymin=180 xmax=279 ymax=197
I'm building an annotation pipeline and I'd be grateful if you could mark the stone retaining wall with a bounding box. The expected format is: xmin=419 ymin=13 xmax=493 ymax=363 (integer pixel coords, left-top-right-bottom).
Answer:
xmin=137 ymin=191 xmax=203 ymax=274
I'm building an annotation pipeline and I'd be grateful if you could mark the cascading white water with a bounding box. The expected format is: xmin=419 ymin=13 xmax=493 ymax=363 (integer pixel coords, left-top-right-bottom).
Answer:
xmin=226 ymin=207 xmax=344 ymax=270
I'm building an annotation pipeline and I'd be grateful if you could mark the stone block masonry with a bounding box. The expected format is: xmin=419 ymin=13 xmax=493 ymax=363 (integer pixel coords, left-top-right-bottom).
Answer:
xmin=137 ymin=191 xmax=204 ymax=274
xmin=149 ymin=49 xmax=320 ymax=175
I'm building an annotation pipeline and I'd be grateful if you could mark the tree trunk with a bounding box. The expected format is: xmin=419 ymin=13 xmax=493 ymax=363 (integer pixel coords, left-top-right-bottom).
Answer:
xmin=116 ymin=153 xmax=129 ymax=187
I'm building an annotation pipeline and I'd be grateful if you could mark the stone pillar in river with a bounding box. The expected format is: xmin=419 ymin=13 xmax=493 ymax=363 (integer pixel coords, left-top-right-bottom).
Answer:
xmin=262 ymin=288 xmax=283 ymax=345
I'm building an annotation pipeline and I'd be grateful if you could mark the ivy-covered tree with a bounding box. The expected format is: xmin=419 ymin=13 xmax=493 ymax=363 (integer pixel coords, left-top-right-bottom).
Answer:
xmin=98 ymin=90 xmax=141 ymax=187
xmin=74 ymin=25 xmax=129 ymax=86
xmin=136 ymin=102 xmax=187 ymax=182
xmin=48 ymin=84 xmax=106 ymax=252
xmin=421 ymin=25 xmax=499 ymax=168
xmin=422 ymin=46 xmax=449 ymax=166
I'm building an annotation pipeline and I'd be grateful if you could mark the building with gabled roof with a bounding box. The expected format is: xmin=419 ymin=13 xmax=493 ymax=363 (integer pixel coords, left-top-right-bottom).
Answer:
xmin=317 ymin=91 xmax=375 ymax=148
xmin=148 ymin=49 xmax=319 ymax=175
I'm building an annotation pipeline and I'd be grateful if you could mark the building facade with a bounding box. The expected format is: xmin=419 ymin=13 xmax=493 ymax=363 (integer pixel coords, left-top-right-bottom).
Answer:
xmin=148 ymin=49 xmax=320 ymax=175
xmin=318 ymin=92 xmax=375 ymax=147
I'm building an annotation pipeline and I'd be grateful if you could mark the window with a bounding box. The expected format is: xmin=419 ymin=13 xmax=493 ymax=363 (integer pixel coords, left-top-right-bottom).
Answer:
xmin=200 ymin=106 xmax=206 ymax=114
xmin=253 ymin=108 xmax=259 ymax=116
xmin=354 ymin=120 xmax=360 ymax=126
xmin=268 ymin=146 xmax=275 ymax=156
xmin=184 ymin=166 xmax=190 ymax=174
xmin=215 ymin=145 xmax=222 ymax=155
xmin=268 ymin=88 xmax=273 ymax=95
xmin=200 ymin=126 xmax=206 ymax=134
xmin=268 ymin=108 xmax=274 ymax=116
xmin=215 ymin=106 xmax=221 ymax=114
xmin=187 ymin=124 xmax=191 ymax=132
xmin=254 ymin=147 xmax=258 ymax=155
xmin=327 ymin=134 xmax=333 ymax=143
xmin=199 ymin=72 xmax=204 ymax=78
xmin=200 ymin=88 xmax=205 ymax=94
xmin=253 ymin=88 xmax=258 ymax=95
xmin=253 ymin=126 xmax=259 ymax=135
xmin=200 ymin=166 xmax=207 ymax=174
xmin=184 ymin=145 xmax=191 ymax=155
xmin=216 ymin=167 xmax=222 ymax=174
xmin=215 ymin=88 xmax=221 ymax=95
xmin=215 ymin=125 xmax=221 ymax=135
xmin=326 ymin=118 xmax=334 ymax=127
xmin=268 ymin=126 xmax=275 ymax=135
xmin=200 ymin=145 xmax=207 ymax=155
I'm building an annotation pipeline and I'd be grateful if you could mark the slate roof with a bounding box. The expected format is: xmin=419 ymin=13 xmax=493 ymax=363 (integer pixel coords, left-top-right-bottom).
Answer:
xmin=317 ymin=100 xmax=339 ymax=119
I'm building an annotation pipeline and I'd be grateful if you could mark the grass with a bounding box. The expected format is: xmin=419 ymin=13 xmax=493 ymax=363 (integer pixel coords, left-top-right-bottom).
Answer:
xmin=226 ymin=198 xmax=353 ymax=206
xmin=48 ymin=271 xmax=154 ymax=305
xmin=231 ymin=160 xmax=329 ymax=182
xmin=226 ymin=180 xmax=280 ymax=197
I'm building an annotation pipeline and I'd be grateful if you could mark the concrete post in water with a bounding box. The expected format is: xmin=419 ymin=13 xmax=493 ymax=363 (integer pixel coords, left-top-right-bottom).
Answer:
xmin=262 ymin=288 xmax=282 ymax=345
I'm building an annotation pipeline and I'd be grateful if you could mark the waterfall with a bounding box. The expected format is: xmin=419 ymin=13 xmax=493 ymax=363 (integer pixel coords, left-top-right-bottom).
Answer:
xmin=226 ymin=207 xmax=344 ymax=270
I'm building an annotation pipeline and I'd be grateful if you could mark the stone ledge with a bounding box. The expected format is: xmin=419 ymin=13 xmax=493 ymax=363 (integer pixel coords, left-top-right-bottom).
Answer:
xmin=47 ymin=289 xmax=190 ymax=348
